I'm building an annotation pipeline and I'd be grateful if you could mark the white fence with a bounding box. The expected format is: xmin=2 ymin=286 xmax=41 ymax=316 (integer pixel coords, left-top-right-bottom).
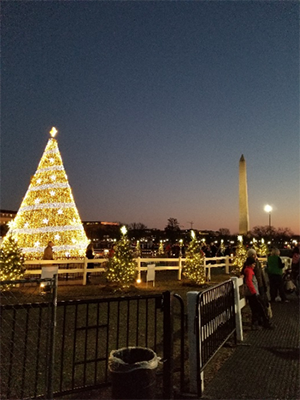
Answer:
xmin=24 ymin=256 xmax=291 ymax=286
xmin=23 ymin=256 xmax=230 ymax=285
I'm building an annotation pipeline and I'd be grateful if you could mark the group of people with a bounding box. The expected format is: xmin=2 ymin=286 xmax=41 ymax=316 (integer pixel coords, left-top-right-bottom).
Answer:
xmin=42 ymin=240 xmax=95 ymax=284
xmin=242 ymin=249 xmax=274 ymax=330
xmin=242 ymin=246 xmax=299 ymax=331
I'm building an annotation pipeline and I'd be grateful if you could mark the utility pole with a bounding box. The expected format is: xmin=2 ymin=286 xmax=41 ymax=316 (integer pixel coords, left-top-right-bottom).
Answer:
xmin=187 ymin=221 xmax=194 ymax=229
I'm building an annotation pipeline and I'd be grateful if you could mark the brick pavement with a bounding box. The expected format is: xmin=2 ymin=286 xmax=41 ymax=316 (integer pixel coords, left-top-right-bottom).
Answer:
xmin=202 ymin=294 xmax=300 ymax=400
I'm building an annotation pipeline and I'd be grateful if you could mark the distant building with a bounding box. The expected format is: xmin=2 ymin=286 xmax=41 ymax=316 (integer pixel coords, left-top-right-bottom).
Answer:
xmin=82 ymin=221 xmax=121 ymax=247
xmin=0 ymin=210 xmax=17 ymax=224
xmin=82 ymin=221 xmax=120 ymax=227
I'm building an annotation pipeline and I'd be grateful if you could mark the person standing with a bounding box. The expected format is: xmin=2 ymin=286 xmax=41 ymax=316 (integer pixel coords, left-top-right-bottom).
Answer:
xmin=243 ymin=256 xmax=274 ymax=330
xmin=246 ymin=249 xmax=268 ymax=298
xmin=86 ymin=243 xmax=94 ymax=284
xmin=266 ymin=248 xmax=288 ymax=302
xmin=291 ymin=246 xmax=300 ymax=282
xmin=43 ymin=241 xmax=54 ymax=260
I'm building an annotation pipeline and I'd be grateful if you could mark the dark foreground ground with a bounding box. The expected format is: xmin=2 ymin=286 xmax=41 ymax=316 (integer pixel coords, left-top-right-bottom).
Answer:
xmin=202 ymin=293 xmax=300 ymax=400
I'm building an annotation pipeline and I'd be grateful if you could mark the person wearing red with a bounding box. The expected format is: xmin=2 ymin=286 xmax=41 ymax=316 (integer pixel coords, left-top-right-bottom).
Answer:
xmin=243 ymin=256 xmax=274 ymax=330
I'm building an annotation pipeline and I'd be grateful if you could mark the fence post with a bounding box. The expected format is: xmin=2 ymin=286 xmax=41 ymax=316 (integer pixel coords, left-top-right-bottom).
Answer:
xmin=225 ymin=256 xmax=230 ymax=274
xmin=178 ymin=257 xmax=182 ymax=280
xmin=47 ymin=274 xmax=58 ymax=399
xmin=83 ymin=258 xmax=87 ymax=285
xmin=204 ymin=258 xmax=211 ymax=281
xmin=163 ymin=291 xmax=174 ymax=399
xmin=187 ymin=291 xmax=203 ymax=394
xmin=230 ymin=276 xmax=244 ymax=341
xmin=137 ymin=257 xmax=141 ymax=281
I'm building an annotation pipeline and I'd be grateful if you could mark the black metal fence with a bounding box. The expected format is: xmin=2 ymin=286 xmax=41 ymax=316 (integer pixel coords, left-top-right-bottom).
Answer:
xmin=0 ymin=277 xmax=58 ymax=400
xmin=1 ymin=284 xmax=185 ymax=399
xmin=195 ymin=279 xmax=236 ymax=397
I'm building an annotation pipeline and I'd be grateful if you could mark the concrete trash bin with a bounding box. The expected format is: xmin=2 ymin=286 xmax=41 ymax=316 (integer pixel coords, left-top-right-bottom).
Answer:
xmin=109 ymin=347 xmax=158 ymax=399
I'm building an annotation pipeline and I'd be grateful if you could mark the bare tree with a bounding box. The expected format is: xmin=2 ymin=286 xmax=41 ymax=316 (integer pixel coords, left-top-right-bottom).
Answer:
xmin=218 ymin=228 xmax=231 ymax=237
xmin=128 ymin=223 xmax=147 ymax=230
xmin=165 ymin=218 xmax=181 ymax=244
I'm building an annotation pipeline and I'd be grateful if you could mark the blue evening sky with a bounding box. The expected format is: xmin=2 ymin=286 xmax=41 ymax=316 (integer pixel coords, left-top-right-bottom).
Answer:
xmin=1 ymin=1 xmax=299 ymax=234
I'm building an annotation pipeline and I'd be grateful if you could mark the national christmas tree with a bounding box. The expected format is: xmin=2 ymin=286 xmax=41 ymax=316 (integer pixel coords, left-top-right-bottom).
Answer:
xmin=106 ymin=226 xmax=136 ymax=288
xmin=0 ymin=234 xmax=25 ymax=287
xmin=5 ymin=128 xmax=89 ymax=260
xmin=183 ymin=231 xmax=206 ymax=285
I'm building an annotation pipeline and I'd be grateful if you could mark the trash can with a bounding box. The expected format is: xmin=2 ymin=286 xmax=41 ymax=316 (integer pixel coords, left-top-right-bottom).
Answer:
xmin=109 ymin=347 xmax=158 ymax=399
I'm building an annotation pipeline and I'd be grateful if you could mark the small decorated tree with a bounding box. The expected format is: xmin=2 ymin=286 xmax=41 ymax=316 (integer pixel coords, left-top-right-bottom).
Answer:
xmin=219 ymin=239 xmax=225 ymax=255
xmin=183 ymin=231 xmax=206 ymax=285
xmin=106 ymin=226 xmax=136 ymax=288
xmin=135 ymin=240 xmax=141 ymax=257
xmin=158 ymin=240 xmax=164 ymax=256
xmin=0 ymin=235 xmax=25 ymax=289
xmin=252 ymin=238 xmax=260 ymax=255
xmin=258 ymin=238 xmax=268 ymax=257
xmin=232 ymin=236 xmax=247 ymax=273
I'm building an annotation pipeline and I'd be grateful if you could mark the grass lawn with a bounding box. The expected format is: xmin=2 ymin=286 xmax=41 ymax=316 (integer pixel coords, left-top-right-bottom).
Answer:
xmin=54 ymin=267 xmax=234 ymax=302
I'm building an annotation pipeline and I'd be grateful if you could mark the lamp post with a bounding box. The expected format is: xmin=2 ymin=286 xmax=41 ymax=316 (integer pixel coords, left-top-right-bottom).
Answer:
xmin=179 ymin=239 xmax=183 ymax=257
xmin=264 ymin=205 xmax=272 ymax=227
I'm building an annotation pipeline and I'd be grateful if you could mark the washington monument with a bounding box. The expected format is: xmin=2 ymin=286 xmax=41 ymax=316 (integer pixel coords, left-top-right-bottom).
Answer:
xmin=239 ymin=154 xmax=249 ymax=234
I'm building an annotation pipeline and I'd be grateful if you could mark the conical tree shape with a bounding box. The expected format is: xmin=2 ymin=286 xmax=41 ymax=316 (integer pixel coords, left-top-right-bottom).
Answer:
xmin=6 ymin=128 xmax=89 ymax=260
xmin=183 ymin=231 xmax=206 ymax=285
xmin=232 ymin=237 xmax=247 ymax=273
xmin=258 ymin=239 xmax=268 ymax=257
xmin=0 ymin=234 xmax=25 ymax=288
xmin=106 ymin=227 xmax=136 ymax=288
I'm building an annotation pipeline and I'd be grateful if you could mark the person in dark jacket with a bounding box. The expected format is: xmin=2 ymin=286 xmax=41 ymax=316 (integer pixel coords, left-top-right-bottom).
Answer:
xmin=243 ymin=257 xmax=274 ymax=330
xmin=266 ymin=248 xmax=288 ymax=302
xmin=291 ymin=246 xmax=300 ymax=282
xmin=86 ymin=243 xmax=94 ymax=284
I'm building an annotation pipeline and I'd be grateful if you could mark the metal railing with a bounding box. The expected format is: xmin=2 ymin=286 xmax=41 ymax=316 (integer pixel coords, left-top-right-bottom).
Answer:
xmin=1 ymin=286 xmax=185 ymax=399
xmin=0 ymin=277 xmax=58 ymax=400
xmin=195 ymin=280 xmax=236 ymax=397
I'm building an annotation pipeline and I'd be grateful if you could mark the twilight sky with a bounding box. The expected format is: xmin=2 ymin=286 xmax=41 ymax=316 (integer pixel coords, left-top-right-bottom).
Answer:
xmin=1 ymin=1 xmax=299 ymax=234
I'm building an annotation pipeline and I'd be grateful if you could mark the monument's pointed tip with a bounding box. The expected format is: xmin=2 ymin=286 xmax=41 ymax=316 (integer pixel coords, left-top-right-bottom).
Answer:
xmin=240 ymin=154 xmax=245 ymax=161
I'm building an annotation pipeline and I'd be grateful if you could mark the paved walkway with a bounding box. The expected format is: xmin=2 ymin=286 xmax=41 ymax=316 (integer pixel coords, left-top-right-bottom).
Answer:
xmin=202 ymin=293 xmax=300 ymax=400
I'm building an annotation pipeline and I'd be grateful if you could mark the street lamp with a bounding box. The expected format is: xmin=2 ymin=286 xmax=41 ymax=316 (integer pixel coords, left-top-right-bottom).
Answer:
xmin=179 ymin=239 xmax=183 ymax=257
xmin=264 ymin=205 xmax=273 ymax=227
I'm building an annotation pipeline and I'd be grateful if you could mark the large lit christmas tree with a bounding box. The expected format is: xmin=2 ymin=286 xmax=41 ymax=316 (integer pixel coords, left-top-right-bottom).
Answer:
xmin=5 ymin=127 xmax=89 ymax=260
xmin=106 ymin=226 xmax=136 ymax=288
xmin=183 ymin=231 xmax=206 ymax=285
